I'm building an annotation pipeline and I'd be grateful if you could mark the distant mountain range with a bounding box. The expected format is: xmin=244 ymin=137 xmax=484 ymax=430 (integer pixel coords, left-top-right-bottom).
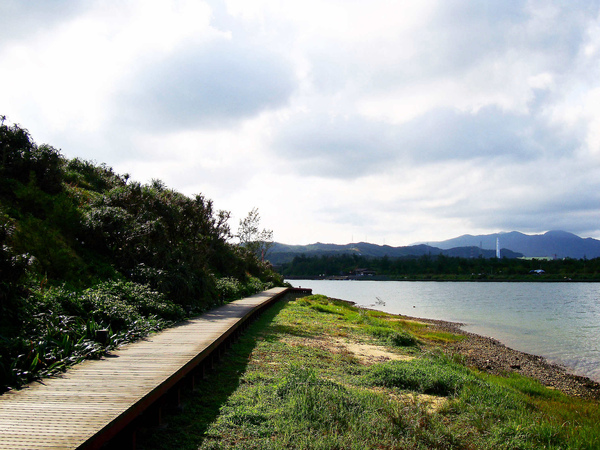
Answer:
xmin=428 ymin=230 xmax=600 ymax=259
xmin=269 ymin=241 xmax=521 ymax=265
xmin=269 ymin=230 xmax=600 ymax=265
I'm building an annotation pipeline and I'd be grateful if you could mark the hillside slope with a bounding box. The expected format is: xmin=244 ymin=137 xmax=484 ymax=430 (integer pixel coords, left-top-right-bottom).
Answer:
xmin=0 ymin=120 xmax=282 ymax=391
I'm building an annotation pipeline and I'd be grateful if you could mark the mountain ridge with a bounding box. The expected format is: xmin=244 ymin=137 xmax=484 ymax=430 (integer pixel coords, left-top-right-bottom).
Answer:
xmin=269 ymin=241 xmax=523 ymax=265
xmin=270 ymin=230 xmax=600 ymax=264
xmin=427 ymin=230 xmax=600 ymax=259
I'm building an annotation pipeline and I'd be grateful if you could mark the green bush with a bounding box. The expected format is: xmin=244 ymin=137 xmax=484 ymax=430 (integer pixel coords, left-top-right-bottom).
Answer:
xmin=244 ymin=276 xmax=271 ymax=296
xmin=0 ymin=124 xmax=64 ymax=195
xmin=0 ymin=209 xmax=32 ymax=335
xmin=215 ymin=276 xmax=272 ymax=303
xmin=64 ymin=158 xmax=127 ymax=192
xmin=366 ymin=325 xmax=419 ymax=347
xmin=363 ymin=356 xmax=474 ymax=396
xmin=1 ymin=280 xmax=186 ymax=391
xmin=36 ymin=280 xmax=186 ymax=331
xmin=215 ymin=277 xmax=244 ymax=302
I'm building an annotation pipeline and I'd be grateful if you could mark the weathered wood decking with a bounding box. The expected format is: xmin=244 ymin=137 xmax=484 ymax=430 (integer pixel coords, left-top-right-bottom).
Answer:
xmin=0 ymin=287 xmax=301 ymax=449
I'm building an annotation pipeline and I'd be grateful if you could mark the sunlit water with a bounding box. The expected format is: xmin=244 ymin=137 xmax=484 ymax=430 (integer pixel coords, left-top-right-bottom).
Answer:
xmin=288 ymin=280 xmax=600 ymax=382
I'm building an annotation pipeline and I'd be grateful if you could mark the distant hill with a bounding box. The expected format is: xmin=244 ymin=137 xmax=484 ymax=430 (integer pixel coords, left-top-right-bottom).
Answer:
xmin=428 ymin=230 xmax=600 ymax=259
xmin=268 ymin=242 xmax=523 ymax=265
xmin=269 ymin=230 xmax=600 ymax=265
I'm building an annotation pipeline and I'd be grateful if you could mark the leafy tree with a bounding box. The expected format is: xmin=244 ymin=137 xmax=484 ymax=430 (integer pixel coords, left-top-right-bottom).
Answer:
xmin=1 ymin=123 xmax=64 ymax=195
xmin=237 ymin=207 xmax=274 ymax=262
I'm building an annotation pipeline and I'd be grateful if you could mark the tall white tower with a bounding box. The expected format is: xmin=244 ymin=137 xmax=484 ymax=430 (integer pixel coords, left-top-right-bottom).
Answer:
xmin=496 ymin=237 xmax=501 ymax=258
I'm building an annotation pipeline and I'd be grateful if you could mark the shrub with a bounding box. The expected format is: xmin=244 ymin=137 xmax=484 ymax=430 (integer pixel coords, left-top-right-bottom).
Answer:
xmin=366 ymin=326 xmax=419 ymax=347
xmin=215 ymin=276 xmax=271 ymax=303
xmin=0 ymin=280 xmax=186 ymax=391
xmin=363 ymin=356 xmax=474 ymax=396
xmin=64 ymin=158 xmax=127 ymax=192
xmin=215 ymin=277 xmax=244 ymax=302
xmin=0 ymin=124 xmax=64 ymax=195
xmin=80 ymin=281 xmax=185 ymax=328
xmin=0 ymin=209 xmax=32 ymax=332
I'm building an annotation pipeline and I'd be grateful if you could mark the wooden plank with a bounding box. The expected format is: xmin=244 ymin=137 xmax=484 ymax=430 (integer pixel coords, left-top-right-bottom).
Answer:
xmin=0 ymin=287 xmax=291 ymax=450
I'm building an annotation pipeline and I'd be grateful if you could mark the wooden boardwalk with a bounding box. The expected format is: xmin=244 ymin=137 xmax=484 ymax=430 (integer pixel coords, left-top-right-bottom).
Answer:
xmin=0 ymin=287 xmax=296 ymax=449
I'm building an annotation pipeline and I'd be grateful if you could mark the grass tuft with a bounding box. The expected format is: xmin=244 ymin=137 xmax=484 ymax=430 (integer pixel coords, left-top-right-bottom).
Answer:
xmin=363 ymin=356 xmax=473 ymax=396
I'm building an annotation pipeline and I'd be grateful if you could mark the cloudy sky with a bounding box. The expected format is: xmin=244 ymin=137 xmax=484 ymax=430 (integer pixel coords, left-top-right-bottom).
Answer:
xmin=2 ymin=0 xmax=600 ymax=246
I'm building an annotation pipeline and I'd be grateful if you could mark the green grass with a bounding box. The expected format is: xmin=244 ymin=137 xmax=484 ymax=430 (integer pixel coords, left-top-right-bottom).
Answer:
xmin=362 ymin=355 xmax=474 ymax=396
xmin=137 ymin=294 xmax=600 ymax=450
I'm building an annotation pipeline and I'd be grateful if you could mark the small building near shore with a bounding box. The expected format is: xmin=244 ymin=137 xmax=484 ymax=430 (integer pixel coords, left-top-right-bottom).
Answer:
xmin=353 ymin=268 xmax=377 ymax=277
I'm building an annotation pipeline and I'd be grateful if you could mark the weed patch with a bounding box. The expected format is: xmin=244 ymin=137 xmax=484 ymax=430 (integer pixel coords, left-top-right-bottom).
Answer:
xmin=365 ymin=325 xmax=419 ymax=347
xmin=2 ymin=281 xmax=185 ymax=390
xmin=363 ymin=356 xmax=474 ymax=396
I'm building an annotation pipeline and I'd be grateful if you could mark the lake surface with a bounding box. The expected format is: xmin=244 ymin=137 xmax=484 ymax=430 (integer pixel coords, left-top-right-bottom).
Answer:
xmin=288 ymin=280 xmax=600 ymax=382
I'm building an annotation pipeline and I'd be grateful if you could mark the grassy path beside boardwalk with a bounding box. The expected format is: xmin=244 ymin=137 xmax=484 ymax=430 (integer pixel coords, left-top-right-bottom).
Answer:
xmin=137 ymin=294 xmax=600 ymax=449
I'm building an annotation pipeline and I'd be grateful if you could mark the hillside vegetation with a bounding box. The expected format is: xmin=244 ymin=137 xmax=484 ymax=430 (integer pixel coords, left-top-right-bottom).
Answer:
xmin=0 ymin=120 xmax=283 ymax=391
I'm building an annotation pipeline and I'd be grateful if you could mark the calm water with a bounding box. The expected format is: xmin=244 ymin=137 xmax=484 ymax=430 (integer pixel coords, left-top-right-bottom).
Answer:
xmin=288 ymin=280 xmax=600 ymax=382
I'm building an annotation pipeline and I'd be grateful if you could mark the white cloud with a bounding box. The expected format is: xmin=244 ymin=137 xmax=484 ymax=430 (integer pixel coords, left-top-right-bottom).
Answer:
xmin=2 ymin=0 xmax=600 ymax=246
xmin=0 ymin=0 xmax=220 ymax=133
xmin=117 ymin=39 xmax=296 ymax=131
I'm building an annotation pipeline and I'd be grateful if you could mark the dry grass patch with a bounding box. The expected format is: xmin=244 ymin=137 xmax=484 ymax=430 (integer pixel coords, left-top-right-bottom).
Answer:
xmin=338 ymin=339 xmax=414 ymax=364
xmin=404 ymin=392 xmax=449 ymax=413
xmin=281 ymin=335 xmax=414 ymax=365
xmin=369 ymin=386 xmax=448 ymax=414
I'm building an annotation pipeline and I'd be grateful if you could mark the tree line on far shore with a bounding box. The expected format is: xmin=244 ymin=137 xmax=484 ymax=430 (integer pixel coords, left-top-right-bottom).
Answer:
xmin=278 ymin=253 xmax=600 ymax=281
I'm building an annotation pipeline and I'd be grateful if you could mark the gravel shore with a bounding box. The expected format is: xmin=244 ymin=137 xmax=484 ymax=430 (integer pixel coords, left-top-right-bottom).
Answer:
xmin=329 ymin=296 xmax=600 ymax=400
xmin=411 ymin=315 xmax=600 ymax=400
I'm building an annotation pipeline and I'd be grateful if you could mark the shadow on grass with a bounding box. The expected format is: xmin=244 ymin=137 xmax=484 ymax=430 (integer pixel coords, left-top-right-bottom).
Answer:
xmin=263 ymin=323 xmax=313 ymax=339
xmin=136 ymin=296 xmax=291 ymax=450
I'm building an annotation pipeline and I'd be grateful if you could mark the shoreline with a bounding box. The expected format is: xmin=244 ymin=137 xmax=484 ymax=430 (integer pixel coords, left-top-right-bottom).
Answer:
xmin=333 ymin=297 xmax=600 ymax=399
xmin=414 ymin=314 xmax=600 ymax=399
xmin=286 ymin=276 xmax=600 ymax=282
